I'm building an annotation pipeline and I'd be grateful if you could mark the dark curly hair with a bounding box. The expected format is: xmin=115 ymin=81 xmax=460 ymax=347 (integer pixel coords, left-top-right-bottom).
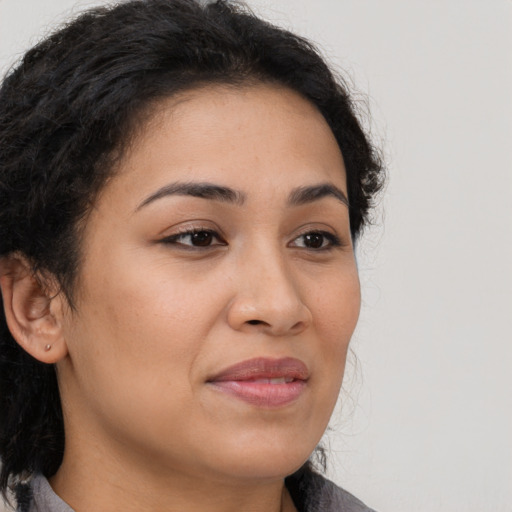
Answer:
xmin=0 ymin=0 xmax=383 ymax=500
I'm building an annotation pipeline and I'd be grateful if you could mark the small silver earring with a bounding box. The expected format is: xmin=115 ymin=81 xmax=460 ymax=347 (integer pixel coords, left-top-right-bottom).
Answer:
xmin=44 ymin=344 xmax=52 ymax=351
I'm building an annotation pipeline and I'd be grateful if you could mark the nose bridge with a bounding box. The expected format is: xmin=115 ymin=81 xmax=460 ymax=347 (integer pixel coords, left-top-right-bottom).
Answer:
xmin=228 ymin=235 xmax=311 ymax=334
xmin=248 ymin=239 xmax=295 ymax=301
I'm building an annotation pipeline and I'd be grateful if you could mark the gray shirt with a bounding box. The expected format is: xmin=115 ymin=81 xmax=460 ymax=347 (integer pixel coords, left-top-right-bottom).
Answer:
xmin=23 ymin=476 xmax=70 ymax=512
xmin=22 ymin=473 xmax=376 ymax=512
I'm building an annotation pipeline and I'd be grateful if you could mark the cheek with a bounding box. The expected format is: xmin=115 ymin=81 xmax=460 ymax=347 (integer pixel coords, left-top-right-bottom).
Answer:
xmin=63 ymin=265 xmax=202 ymax=392
xmin=310 ymin=268 xmax=361 ymax=345
xmin=60 ymin=265 xmax=213 ymax=443
xmin=308 ymin=268 xmax=361 ymax=399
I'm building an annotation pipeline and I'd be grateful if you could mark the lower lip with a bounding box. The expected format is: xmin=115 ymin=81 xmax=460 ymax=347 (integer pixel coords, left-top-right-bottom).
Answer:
xmin=208 ymin=380 xmax=307 ymax=408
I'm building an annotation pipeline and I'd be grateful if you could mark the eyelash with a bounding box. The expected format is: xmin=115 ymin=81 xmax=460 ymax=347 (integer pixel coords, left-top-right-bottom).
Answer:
xmin=289 ymin=231 xmax=341 ymax=250
xmin=160 ymin=228 xmax=226 ymax=249
xmin=160 ymin=228 xmax=341 ymax=251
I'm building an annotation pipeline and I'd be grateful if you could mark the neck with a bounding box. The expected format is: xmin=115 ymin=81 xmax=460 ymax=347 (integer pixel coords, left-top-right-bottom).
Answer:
xmin=50 ymin=439 xmax=297 ymax=512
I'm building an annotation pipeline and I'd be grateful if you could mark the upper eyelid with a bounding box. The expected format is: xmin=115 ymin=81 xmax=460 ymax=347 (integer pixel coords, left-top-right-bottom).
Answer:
xmin=157 ymin=223 xmax=346 ymax=246
xmin=290 ymin=225 xmax=341 ymax=241
xmin=289 ymin=230 xmax=341 ymax=247
xmin=160 ymin=227 xmax=226 ymax=247
xmin=158 ymin=222 xmax=222 ymax=238
xmin=160 ymin=230 xmax=341 ymax=253
xmin=169 ymin=226 xmax=217 ymax=236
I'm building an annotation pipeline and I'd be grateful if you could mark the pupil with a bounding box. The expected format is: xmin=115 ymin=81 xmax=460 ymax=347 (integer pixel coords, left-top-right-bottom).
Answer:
xmin=305 ymin=233 xmax=323 ymax=248
xmin=192 ymin=231 xmax=212 ymax=246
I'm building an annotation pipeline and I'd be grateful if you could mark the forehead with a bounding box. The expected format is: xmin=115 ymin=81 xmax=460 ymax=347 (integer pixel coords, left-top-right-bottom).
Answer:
xmin=104 ymin=83 xmax=347 ymax=206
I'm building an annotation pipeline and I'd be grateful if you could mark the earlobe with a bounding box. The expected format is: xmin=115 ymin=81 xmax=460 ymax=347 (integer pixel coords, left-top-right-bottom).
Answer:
xmin=0 ymin=255 xmax=68 ymax=364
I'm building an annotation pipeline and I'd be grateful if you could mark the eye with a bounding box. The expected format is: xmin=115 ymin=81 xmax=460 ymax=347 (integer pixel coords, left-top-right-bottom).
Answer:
xmin=161 ymin=229 xmax=226 ymax=248
xmin=290 ymin=231 xmax=341 ymax=250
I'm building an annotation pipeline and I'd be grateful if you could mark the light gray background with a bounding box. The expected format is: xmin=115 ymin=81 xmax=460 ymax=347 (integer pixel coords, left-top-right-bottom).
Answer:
xmin=1 ymin=1 xmax=511 ymax=511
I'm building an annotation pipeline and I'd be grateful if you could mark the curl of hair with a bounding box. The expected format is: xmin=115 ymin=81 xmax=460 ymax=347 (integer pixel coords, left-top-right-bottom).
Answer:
xmin=0 ymin=0 xmax=384 ymax=496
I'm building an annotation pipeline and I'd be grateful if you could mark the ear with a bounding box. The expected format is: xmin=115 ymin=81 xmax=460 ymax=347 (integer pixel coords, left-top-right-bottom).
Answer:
xmin=0 ymin=255 xmax=68 ymax=364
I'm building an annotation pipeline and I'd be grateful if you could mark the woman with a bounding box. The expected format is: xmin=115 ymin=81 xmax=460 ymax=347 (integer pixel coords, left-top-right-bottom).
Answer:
xmin=0 ymin=1 xmax=383 ymax=511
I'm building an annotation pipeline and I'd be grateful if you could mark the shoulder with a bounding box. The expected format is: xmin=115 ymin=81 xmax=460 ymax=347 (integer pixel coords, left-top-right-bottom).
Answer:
xmin=311 ymin=474 xmax=377 ymax=512
xmin=9 ymin=474 xmax=74 ymax=512
xmin=287 ymin=468 xmax=377 ymax=512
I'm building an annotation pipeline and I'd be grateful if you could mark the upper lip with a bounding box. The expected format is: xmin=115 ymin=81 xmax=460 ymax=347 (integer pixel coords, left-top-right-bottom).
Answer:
xmin=208 ymin=357 xmax=309 ymax=382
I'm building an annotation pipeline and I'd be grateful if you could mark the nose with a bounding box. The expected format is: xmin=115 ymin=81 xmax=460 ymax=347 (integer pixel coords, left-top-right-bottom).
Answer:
xmin=226 ymin=247 xmax=312 ymax=336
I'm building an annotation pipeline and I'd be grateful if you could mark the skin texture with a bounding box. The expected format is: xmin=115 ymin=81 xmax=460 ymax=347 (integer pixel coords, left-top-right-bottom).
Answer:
xmin=1 ymin=84 xmax=360 ymax=512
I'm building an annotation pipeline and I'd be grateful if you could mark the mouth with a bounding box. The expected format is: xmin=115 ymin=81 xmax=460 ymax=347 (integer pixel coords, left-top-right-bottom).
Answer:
xmin=207 ymin=357 xmax=309 ymax=408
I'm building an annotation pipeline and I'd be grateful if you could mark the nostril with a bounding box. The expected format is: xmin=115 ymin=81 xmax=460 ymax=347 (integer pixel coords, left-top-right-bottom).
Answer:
xmin=247 ymin=319 xmax=262 ymax=325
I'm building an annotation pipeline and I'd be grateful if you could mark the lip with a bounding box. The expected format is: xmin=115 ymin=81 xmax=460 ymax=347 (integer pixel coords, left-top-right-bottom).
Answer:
xmin=207 ymin=357 xmax=309 ymax=408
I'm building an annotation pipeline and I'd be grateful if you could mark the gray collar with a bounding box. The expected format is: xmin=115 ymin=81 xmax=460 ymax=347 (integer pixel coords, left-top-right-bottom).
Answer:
xmin=22 ymin=472 xmax=376 ymax=512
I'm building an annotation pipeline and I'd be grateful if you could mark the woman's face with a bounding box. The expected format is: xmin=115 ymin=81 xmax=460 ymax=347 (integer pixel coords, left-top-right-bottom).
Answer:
xmin=57 ymin=84 xmax=360 ymax=483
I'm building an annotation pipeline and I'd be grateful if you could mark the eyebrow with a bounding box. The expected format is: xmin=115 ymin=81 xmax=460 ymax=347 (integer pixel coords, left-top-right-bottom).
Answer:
xmin=288 ymin=183 xmax=349 ymax=207
xmin=136 ymin=180 xmax=348 ymax=211
xmin=136 ymin=181 xmax=246 ymax=210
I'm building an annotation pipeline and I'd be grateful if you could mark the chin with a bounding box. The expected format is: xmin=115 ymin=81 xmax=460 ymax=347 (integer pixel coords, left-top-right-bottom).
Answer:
xmin=201 ymin=433 xmax=316 ymax=482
